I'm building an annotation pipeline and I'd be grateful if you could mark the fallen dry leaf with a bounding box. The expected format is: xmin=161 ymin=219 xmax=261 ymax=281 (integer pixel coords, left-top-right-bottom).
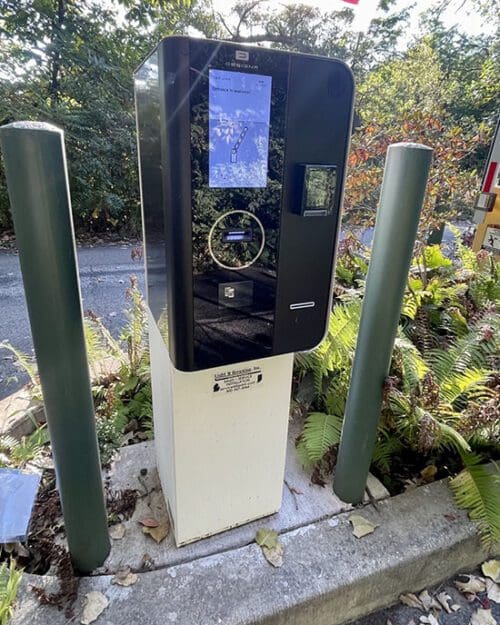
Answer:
xmin=485 ymin=579 xmax=500 ymax=604
xmin=140 ymin=553 xmax=155 ymax=571
xmin=138 ymin=517 xmax=160 ymax=528
xmin=455 ymin=575 xmax=486 ymax=595
xmin=451 ymin=605 xmax=461 ymax=612
xmin=80 ymin=591 xmax=109 ymax=625
xmin=109 ymin=524 xmax=126 ymax=540
xmin=418 ymin=590 xmax=441 ymax=611
xmin=112 ymin=566 xmax=138 ymax=587
xmin=436 ymin=592 xmax=453 ymax=613
xmin=420 ymin=465 xmax=438 ymax=483
xmin=348 ymin=514 xmax=378 ymax=539
xmin=400 ymin=593 xmax=424 ymax=610
xmin=470 ymin=608 xmax=497 ymax=625
xmin=142 ymin=518 xmax=170 ymax=544
xmin=262 ymin=543 xmax=284 ymax=568
xmin=404 ymin=478 xmax=420 ymax=491
xmin=482 ymin=560 xmax=500 ymax=584
xmin=255 ymin=528 xmax=279 ymax=550
xmin=419 ymin=614 xmax=440 ymax=625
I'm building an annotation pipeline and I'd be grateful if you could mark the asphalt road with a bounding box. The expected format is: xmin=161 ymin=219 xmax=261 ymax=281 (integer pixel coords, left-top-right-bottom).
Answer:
xmin=350 ymin=570 xmax=500 ymax=625
xmin=0 ymin=243 xmax=145 ymax=399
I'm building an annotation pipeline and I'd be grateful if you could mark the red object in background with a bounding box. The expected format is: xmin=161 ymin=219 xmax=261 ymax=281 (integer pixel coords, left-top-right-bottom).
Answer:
xmin=342 ymin=0 xmax=360 ymax=4
xmin=483 ymin=161 xmax=497 ymax=193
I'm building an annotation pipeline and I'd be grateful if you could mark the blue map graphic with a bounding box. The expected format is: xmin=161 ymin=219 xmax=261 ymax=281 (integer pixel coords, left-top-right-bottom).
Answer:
xmin=209 ymin=69 xmax=272 ymax=188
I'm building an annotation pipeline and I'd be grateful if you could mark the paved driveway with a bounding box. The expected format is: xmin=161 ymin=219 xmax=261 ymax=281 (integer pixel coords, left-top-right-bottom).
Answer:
xmin=0 ymin=243 xmax=145 ymax=399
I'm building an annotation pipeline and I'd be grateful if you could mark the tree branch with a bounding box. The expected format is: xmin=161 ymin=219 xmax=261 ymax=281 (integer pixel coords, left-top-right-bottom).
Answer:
xmin=225 ymin=32 xmax=295 ymax=45
xmin=234 ymin=0 xmax=266 ymax=38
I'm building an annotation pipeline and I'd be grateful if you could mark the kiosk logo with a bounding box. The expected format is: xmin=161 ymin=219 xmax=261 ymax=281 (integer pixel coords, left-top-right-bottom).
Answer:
xmin=235 ymin=50 xmax=249 ymax=61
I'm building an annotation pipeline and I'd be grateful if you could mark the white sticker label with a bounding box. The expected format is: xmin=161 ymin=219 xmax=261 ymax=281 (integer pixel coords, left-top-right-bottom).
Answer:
xmin=213 ymin=366 xmax=263 ymax=394
xmin=482 ymin=226 xmax=500 ymax=253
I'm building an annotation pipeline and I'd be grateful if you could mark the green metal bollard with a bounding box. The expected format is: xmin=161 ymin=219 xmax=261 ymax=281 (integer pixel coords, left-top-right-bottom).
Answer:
xmin=0 ymin=122 xmax=110 ymax=572
xmin=334 ymin=142 xmax=433 ymax=504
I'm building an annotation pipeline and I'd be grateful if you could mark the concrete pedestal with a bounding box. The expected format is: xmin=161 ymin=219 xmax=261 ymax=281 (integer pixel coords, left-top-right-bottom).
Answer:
xmin=148 ymin=309 xmax=294 ymax=545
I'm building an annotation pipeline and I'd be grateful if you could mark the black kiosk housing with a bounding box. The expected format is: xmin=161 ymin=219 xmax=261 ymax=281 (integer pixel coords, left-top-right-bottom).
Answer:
xmin=135 ymin=37 xmax=354 ymax=372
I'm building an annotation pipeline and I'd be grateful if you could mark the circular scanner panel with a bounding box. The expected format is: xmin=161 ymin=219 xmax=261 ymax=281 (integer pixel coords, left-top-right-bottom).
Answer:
xmin=208 ymin=210 xmax=265 ymax=270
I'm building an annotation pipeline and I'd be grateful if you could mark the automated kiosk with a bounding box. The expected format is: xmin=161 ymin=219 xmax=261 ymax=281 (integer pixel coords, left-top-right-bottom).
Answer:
xmin=134 ymin=36 xmax=354 ymax=545
xmin=472 ymin=117 xmax=500 ymax=256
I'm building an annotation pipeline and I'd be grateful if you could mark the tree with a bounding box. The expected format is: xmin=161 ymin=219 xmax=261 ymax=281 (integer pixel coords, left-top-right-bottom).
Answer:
xmin=0 ymin=0 xmax=496 ymax=237
xmin=346 ymin=40 xmax=491 ymax=237
xmin=0 ymin=0 xmax=191 ymax=234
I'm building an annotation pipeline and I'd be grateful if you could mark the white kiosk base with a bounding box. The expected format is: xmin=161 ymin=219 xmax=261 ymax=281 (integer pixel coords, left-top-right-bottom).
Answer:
xmin=148 ymin=310 xmax=294 ymax=546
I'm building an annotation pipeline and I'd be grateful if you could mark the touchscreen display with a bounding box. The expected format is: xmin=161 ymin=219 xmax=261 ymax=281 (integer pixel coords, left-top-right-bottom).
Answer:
xmin=209 ymin=69 xmax=272 ymax=188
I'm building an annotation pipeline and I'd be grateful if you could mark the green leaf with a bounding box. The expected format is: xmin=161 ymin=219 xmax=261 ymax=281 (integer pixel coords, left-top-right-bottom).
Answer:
xmin=0 ymin=560 xmax=23 ymax=625
xmin=298 ymin=412 xmax=343 ymax=465
xmin=255 ymin=528 xmax=279 ymax=549
xmin=419 ymin=245 xmax=452 ymax=270
xmin=450 ymin=455 xmax=500 ymax=550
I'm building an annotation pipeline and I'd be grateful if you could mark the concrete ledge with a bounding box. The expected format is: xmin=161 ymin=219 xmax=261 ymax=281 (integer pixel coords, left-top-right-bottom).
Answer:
xmin=0 ymin=356 xmax=121 ymax=438
xmin=11 ymin=480 xmax=493 ymax=625
xmin=0 ymin=387 xmax=44 ymax=439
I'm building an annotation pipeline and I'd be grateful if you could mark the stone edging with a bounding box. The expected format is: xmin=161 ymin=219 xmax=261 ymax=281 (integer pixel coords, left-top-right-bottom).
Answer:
xmin=0 ymin=356 xmax=122 ymax=439
xmin=10 ymin=479 xmax=498 ymax=625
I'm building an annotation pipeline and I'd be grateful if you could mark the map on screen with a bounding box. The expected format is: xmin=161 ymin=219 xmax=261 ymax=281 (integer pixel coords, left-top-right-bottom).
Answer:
xmin=209 ymin=69 xmax=272 ymax=188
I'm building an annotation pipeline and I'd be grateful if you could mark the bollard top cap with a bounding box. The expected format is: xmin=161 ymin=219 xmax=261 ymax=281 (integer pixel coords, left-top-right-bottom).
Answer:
xmin=0 ymin=121 xmax=63 ymax=134
xmin=388 ymin=142 xmax=433 ymax=151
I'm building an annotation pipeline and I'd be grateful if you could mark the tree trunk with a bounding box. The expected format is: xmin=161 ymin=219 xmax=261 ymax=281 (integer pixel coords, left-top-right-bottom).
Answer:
xmin=49 ymin=0 xmax=66 ymax=106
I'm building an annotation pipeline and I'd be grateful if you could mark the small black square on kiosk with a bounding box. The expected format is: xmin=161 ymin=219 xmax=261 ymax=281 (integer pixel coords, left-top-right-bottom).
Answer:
xmin=300 ymin=165 xmax=337 ymax=216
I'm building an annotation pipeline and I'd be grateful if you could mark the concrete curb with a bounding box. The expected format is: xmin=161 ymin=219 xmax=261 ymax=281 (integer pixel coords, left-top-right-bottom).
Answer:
xmin=11 ymin=479 xmax=495 ymax=625
xmin=0 ymin=356 xmax=121 ymax=438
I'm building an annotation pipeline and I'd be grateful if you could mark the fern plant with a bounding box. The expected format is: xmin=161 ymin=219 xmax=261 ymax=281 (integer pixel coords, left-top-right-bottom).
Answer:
xmin=449 ymin=453 xmax=500 ymax=549
xmin=92 ymin=276 xmax=153 ymax=462
xmin=387 ymin=315 xmax=497 ymax=456
xmin=297 ymin=413 xmax=343 ymax=468
xmin=0 ymin=426 xmax=49 ymax=468
xmin=0 ymin=341 xmax=42 ymax=402
xmin=2 ymin=276 xmax=153 ymax=468
xmin=295 ymin=234 xmax=499 ymax=545
xmin=295 ymin=300 xmax=361 ymax=398
xmin=295 ymin=248 xmax=498 ymax=466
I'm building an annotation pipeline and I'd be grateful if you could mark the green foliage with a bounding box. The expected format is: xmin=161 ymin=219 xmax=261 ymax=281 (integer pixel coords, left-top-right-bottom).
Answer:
xmin=296 ymin=413 xmax=343 ymax=468
xmin=372 ymin=429 xmax=403 ymax=474
xmin=428 ymin=317 xmax=498 ymax=384
xmin=386 ymin=311 xmax=497 ymax=456
xmin=2 ymin=277 xmax=152 ymax=467
xmin=0 ymin=560 xmax=23 ymax=625
xmin=0 ymin=0 xmax=496 ymax=235
xmin=348 ymin=36 xmax=492 ymax=235
xmin=295 ymin=238 xmax=499 ymax=542
xmin=90 ymin=276 xmax=153 ymax=463
xmin=0 ymin=426 xmax=49 ymax=468
xmin=0 ymin=0 xmax=193 ymax=235
xmin=393 ymin=335 xmax=428 ymax=393
xmin=0 ymin=342 xmax=41 ymax=402
xmin=469 ymin=253 xmax=500 ymax=309
xmin=296 ymin=301 xmax=361 ymax=394
xmin=449 ymin=454 xmax=500 ymax=549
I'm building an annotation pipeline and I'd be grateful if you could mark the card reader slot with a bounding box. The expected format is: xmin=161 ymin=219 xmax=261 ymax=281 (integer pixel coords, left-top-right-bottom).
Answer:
xmin=222 ymin=228 xmax=253 ymax=243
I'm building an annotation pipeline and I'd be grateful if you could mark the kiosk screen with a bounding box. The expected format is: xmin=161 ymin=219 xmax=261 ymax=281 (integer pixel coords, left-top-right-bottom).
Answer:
xmin=209 ymin=69 xmax=272 ymax=188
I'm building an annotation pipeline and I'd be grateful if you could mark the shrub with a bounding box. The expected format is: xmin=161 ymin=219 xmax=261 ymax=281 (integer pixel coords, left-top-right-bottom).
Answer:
xmin=295 ymin=230 xmax=499 ymax=545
